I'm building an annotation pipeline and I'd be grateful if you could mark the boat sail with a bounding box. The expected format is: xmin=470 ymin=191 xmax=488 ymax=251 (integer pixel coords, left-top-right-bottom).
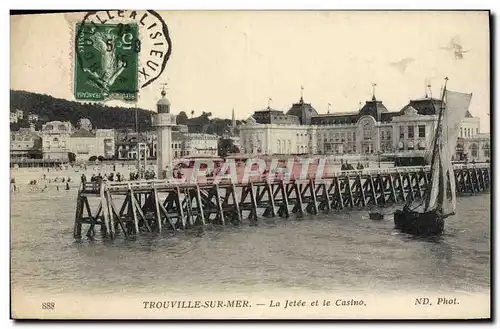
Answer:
xmin=394 ymin=78 xmax=473 ymax=235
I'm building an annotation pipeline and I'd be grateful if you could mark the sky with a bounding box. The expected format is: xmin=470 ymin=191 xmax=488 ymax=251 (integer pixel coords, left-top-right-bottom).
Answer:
xmin=10 ymin=10 xmax=490 ymax=132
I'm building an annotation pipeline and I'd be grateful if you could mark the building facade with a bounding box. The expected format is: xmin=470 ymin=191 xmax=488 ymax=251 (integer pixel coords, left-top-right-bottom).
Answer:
xmin=456 ymin=133 xmax=490 ymax=162
xmin=183 ymin=133 xmax=219 ymax=157
xmin=68 ymin=128 xmax=115 ymax=161
xmin=240 ymin=94 xmax=487 ymax=159
xmin=10 ymin=126 xmax=42 ymax=161
xmin=40 ymin=121 xmax=72 ymax=161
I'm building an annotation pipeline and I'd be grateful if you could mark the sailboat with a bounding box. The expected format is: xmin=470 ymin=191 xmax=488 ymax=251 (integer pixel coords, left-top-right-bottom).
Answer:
xmin=394 ymin=78 xmax=473 ymax=236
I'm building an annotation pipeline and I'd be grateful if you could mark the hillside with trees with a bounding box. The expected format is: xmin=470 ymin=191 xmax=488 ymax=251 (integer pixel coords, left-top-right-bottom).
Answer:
xmin=10 ymin=90 xmax=243 ymax=135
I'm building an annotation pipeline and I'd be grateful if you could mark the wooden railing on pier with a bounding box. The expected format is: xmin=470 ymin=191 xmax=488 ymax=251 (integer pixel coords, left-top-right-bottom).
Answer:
xmin=73 ymin=164 xmax=490 ymax=240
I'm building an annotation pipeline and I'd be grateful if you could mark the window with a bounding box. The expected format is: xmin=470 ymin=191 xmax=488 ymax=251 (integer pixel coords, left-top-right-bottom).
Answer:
xmin=362 ymin=122 xmax=373 ymax=140
xmin=335 ymin=133 xmax=339 ymax=142
xmin=484 ymin=143 xmax=490 ymax=158
xmin=476 ymin=128 xmax=479 ymax=135
xmin=387 ymin=130 xmax=391 ymax=140
xmin=399 ymin=126 xmax=405 ymax=139
xmin=418 ymin=125 xmax=425 ymax=138
xmin=353 ymin=132 xmax=356 ymax=141
xmin=408 ymin=126 xmax=414 ymax=138
xmin=468 ymin=128 xmax=471 ymax=137
xmin=460 ymin=128 xmax=463 ymax=137
xmin=471 ymin=143 xmax=478 ymax=157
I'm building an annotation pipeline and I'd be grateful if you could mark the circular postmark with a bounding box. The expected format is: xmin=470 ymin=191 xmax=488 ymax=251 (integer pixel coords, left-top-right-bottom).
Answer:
xmin=74 ymin=10 xmax=172 ymax=101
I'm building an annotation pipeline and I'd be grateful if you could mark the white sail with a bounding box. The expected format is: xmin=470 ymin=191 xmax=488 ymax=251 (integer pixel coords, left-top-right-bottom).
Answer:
xmin=425 ymin=149 xmax=441 ymax=211
xmin=424 ymin=89 xmax=473 ymax=214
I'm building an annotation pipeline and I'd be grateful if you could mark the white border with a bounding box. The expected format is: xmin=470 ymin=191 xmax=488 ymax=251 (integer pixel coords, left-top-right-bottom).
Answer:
xmin=3 ymin=1 xmax=497 ymax=328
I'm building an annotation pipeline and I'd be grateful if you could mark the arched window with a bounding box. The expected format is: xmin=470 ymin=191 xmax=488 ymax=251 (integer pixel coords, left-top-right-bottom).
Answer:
xmin=363 ymin=122 xmax=373 ymax=140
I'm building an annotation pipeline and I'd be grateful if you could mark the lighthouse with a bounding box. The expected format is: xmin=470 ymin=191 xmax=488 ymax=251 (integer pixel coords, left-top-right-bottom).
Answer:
xmin=152 ymin=86 xmax=176 ymax=179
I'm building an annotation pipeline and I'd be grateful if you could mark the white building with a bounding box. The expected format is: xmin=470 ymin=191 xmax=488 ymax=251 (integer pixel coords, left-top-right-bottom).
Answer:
xmin=10 ymin=109 xmax=24 ymax=123
xmin=183 ymin=133 xmax=219 ymax=156
xmin=40 ymin=121 xmax=72 ymax=161
xmin=10 ymin=112 xmax=18 ymax=123
xmin=28 ymin=113 xmax=40 ymax=122
xmin=456 ymin=133 xmax=490 ymax=162
xmin=68 ymin=128 xmax=115 ymax=161
xmin=240 ymin=93 xmax=486 ymax=159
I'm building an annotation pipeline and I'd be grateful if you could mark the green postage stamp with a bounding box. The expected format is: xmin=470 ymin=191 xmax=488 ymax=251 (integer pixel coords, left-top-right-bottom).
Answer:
xmin=75 ymin=23 xmax=140 ymax=101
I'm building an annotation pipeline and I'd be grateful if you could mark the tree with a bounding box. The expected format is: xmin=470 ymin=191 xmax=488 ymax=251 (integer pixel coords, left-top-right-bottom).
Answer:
xmin=191 ymin=110 xmax=195 ymax=118
xmin=97 ymin=155 xmax=105 ymax=162
xmin=218 ymin=138 xmax=240 ymax=157
xmin=10 ymin=90 xmax=153 ymax=131
xmin=89 ymin=155 xmax=97 ymax=161
xmin=176 ymin=111 xmax=188 ymax=125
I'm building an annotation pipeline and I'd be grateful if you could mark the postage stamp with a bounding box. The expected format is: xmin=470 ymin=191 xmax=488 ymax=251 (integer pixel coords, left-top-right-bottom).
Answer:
xmin=74 ymin=10 xmax=172 ymax=102
xmin=75 ymin=23 xmax=140 ymax=101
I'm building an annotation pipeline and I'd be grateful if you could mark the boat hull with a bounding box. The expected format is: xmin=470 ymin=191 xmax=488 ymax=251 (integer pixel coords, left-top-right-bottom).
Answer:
xmin=394 ymin=209 xmax=444 ymax=236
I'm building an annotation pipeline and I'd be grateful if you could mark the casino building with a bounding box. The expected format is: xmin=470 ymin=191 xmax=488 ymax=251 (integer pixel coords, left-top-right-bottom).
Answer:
xmin=239 ymin=90 xmax=488 ymax=161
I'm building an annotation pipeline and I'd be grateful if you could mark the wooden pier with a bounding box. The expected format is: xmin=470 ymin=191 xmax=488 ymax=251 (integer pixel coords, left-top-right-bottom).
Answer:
xmin=73 ymin=164 xmax=490 ymax=240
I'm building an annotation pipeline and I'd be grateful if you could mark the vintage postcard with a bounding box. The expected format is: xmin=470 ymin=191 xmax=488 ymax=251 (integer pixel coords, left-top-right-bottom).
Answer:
xmin=10 ymin=10 xmax=491 ymax=319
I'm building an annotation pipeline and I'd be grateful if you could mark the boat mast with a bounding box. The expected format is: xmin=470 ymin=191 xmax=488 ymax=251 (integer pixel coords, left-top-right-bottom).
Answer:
xmin=424 ymin=77 xmax=448 ymax=209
